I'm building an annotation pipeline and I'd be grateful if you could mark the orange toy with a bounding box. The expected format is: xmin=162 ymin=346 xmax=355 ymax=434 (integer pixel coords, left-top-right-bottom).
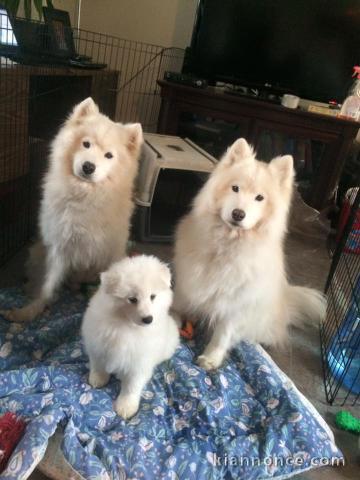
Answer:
xmin=179 ymin=320 xmax=194 ymax=340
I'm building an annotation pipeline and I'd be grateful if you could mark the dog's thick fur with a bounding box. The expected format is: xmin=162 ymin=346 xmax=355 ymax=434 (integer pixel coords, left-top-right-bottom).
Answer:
xmin=4 ymin=98 xmax=142 ymax=322
xmin=82 ymin=255 xmax=179 ymax=419
xmin=173 ymin=138 xmax=326 ymax=371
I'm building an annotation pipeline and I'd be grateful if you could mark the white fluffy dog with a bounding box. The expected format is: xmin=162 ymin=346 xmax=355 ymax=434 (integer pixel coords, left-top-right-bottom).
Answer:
xmin=3 ymin=97 xmax=142 ymax=323
xmin=173 ymin=138 xmax=326 ymax=371
xmin=82 ymin=255 xmax=179 ymax=419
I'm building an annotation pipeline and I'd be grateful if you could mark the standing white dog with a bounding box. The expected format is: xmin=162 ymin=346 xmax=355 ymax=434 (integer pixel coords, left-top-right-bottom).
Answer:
xmin=82 ymin=255 xmax=179 ymax=419
xmin=173 ymin=138 xmax=326 ymax=370
xmin=3 ymin=97 xmax=142 ymax=323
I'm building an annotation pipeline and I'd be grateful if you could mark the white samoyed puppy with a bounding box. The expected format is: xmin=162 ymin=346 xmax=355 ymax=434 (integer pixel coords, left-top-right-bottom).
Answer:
xmin=3 ymin=97 xmax=142 ymax=323
xmin=81 ymin=255 xmax=179 ymax=419
xmin=173 ymin=138 xmax=326 ymax=370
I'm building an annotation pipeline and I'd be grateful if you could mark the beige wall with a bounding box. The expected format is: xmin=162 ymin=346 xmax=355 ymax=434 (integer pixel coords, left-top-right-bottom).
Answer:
xmin=78 ymin=0 xmax=197 ymax=47
xmin=36 ymin=1 xmax=195 ymax=128
xmin=23 ymin=1 xmax=197 ymax=47
xmin=53 ymin=1 xmax=79 ymax=25
xmin=17 ymin=0 xmax=79 ymax=23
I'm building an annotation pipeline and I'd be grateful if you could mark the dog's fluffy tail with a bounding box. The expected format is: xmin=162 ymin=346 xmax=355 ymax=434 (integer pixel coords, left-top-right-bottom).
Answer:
xmin=286 ymin=285 xmax=327 ymax=327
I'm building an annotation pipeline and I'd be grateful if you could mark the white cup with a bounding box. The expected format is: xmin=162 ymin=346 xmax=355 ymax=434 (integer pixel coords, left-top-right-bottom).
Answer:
xmin=281 ymin=94 xmax=300 ymax=109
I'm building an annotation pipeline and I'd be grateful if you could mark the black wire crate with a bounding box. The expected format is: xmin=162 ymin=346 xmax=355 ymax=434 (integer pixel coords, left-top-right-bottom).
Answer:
xmin=0 ymin=13 xmax=184 ymax=266
xmin=320 ymin=187 xmax=360 ymax=405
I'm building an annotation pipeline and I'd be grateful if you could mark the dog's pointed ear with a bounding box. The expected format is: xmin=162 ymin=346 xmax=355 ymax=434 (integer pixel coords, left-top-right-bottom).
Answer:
xmin=269 ymin=155 xmax=294 ymax=188
xmin=124 ymin=123 xmax=143 ymax=154
xmin=159 ymin=262 xmax=172 ymax=288
xmin=70 ymin=97 xmax=99 ymax=122
xmin=100 ymin=269 xmax=119 ymax=295
xmin=221 ymin=138 xmax=255 ymax=167
xmin=229 ymin=138 xmax=253 ymax=159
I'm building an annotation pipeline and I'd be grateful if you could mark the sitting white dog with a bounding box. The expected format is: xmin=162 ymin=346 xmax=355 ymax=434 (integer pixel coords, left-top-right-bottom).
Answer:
xmin=82 ymin=255 xmax=179 ymax=419
xmin=2 ymin=97 xmax=142 ymax=323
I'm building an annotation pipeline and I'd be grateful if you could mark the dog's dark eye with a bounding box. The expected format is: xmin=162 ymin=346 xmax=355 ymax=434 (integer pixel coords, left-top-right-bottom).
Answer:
xmin=255 ymin=194 xmax=264 ymax=201
xmin=83 ymin=141 xmax=91 ymax=149
xmin=150 ymin=294 xmax=156 ymax=301
xmin=104 ymin=152 xmax=113 ymax=159
xmin=128 ymin=297 xmax=138 ymax=304
xmin=232 ymin=185 xmax=239 ymax=193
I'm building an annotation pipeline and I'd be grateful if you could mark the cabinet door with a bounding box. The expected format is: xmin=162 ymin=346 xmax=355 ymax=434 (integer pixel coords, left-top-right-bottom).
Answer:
xmin=29 ymin=75 xmax=92 ymax=140
xmin=177 ymin=109 xmax=251 ymax=159
xmin=0 ymin=71 xmax=30 ymax=265
xmin=0 ymin=71 xmax=29 ymax=183
xmin=252 ymin=121 xmax=340 ymax=209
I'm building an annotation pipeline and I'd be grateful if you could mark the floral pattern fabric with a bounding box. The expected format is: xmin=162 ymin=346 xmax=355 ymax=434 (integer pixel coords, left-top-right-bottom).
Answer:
xmin=0 ymin=288 xmax=342 ymax=480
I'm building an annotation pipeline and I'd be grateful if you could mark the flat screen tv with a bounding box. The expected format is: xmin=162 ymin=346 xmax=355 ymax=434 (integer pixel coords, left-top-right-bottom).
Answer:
xmin=183 ymin=0 xmax=360 ymax=103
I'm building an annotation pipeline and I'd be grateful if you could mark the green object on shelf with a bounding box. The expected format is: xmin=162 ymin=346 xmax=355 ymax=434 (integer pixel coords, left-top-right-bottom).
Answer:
xmin=3 ymin=0 xmax=54 ymax=20
xmin=335 ymin=411 xmax=360 ymax=434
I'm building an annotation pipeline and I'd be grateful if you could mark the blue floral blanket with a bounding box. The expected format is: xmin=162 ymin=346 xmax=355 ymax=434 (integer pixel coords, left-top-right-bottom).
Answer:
xmin=0 ymin=288 xmax=342 ymax=480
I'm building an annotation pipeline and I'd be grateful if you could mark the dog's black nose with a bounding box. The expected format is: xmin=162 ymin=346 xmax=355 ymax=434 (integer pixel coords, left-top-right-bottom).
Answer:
xmin=82 ymin=161 xmax=96 ymax=175
xmin=142 ymin=315 xmax=153 ymax=325
xmin=232 ymin=209 xmax=246 ymax=221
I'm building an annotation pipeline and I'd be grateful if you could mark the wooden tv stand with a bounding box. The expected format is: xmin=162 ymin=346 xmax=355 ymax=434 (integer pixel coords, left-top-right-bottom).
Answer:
xmin=157 ymin=80 xmax=359 ymax=210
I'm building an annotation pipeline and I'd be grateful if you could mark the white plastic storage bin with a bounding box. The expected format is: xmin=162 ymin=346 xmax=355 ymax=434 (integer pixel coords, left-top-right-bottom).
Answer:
xmin=133 ymin=133 xmax=216 ymax=242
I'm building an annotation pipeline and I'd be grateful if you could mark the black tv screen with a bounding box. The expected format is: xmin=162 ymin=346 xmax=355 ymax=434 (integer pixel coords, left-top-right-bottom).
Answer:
xmin=184 ymin=0 xmax=360 ymax=103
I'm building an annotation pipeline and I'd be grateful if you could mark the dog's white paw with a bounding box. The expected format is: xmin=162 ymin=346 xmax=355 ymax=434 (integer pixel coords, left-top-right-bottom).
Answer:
xmin=197 ymin=354 xmax=223 ymax=371
xmin=89 ymin=370 xmax=109 ymax=388
xmin=115 ymin=396 xmax=139 ymax=420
